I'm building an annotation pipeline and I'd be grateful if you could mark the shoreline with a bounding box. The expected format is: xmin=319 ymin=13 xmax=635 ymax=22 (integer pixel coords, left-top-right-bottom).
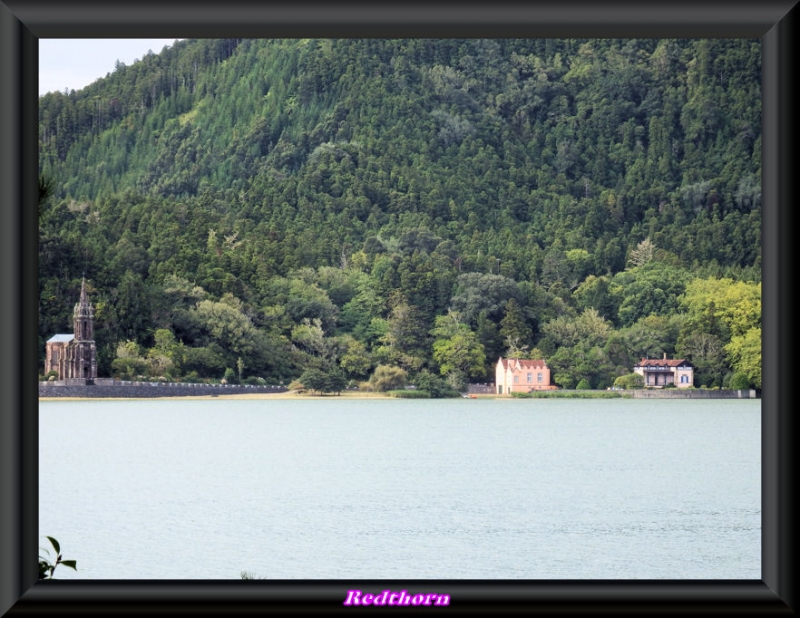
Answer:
xmin=38 ymin=390 xmax=759 ymax=402
xmin=38 ymin=391 xmax=400 ymax=402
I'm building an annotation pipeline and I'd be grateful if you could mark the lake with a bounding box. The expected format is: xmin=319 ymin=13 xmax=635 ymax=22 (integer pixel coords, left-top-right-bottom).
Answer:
xmin=38 ymin=397 xmax=761 ymax=580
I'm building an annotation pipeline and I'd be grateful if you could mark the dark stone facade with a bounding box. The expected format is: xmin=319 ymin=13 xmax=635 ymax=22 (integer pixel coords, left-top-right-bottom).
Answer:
xmin=44 ymin=278 xmax=97 ymax=380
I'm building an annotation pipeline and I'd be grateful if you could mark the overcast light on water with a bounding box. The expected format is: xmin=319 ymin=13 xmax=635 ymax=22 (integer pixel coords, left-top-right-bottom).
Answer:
xmin=39 ymin=397 xmax=760 ymax=580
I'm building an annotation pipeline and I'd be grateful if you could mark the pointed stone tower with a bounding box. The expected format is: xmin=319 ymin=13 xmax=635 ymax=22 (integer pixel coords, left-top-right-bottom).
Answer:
xmin=70 ymin=277 xmax=97 ymax=380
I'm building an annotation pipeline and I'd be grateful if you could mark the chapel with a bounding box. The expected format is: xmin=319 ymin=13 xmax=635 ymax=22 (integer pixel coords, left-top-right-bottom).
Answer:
xmin=44 ymin=278 xmax=97 ymax=381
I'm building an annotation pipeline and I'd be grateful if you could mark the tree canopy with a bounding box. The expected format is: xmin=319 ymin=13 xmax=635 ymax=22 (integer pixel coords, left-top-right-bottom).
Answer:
xmin=39 ymin=37 xmax=762 ymax=390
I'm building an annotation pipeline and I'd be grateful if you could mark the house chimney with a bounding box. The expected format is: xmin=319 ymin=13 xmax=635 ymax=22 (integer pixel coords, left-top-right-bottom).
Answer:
xmin=663 ymin=352 xmax=667 ymax=360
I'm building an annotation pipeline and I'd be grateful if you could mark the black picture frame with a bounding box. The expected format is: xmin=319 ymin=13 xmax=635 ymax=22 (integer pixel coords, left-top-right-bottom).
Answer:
xmin=1 ymin=1 xmax=796 ymax=615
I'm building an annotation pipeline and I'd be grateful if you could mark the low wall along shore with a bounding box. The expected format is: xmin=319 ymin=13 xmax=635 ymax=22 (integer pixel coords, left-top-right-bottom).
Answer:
xmin=40 ymin=380 xmax=758 ymax=399
xmin=466 ymin=384 xmax=758 ymax=399
xmin=629 ymin=388 xmax=758 ymax=399
xmin=39 ymin=378 xmax=288 ymax=398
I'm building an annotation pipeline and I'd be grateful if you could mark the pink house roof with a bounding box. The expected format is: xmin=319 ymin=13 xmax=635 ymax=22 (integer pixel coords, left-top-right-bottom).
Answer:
xmin=498 ymin=358 xmax=548 ymax=370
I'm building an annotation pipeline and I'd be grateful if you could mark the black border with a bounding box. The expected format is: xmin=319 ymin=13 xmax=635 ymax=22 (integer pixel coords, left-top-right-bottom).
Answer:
xmin=1 ymin=1 xmax=796 ymax=615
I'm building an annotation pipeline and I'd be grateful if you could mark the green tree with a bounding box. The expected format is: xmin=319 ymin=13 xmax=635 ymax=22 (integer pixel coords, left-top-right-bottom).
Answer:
xmin=729 ymin=372 xmax=751 ymax=390
xmin=111 ymin=340 xmax=149 ymax=379
xmin=547 ymin=343 xmax=615 ymax=390
xmin=338 ymin=334 xmax=373 ymax=379
xmin=475 ymin=311 xmax=503 ymax=377
xmin=676 ymin=330 xmax=728 ymax=388
xmin=181 ymin=345 xmax=227 ymax=378
xmin=375 ymin=297 xmax=429 ymax=371
xmin=572 ymin=275 xmax=622 ymax=324
xmin=498 ymin=298 xmax=533 ymax=350
xmin=189 ymin=294 xmax=259 ymax=361
xmin=37 ymin=38 xmax=762 ymax=384
xmin=367 ymin=365 xmax=408 ymax=392
xmin=680 ymin=278 xmax=761 ymax=338
xmin=449 ymin=272 xmax=521 ymax=325
xmin=725 ymin=327 xmax=761 ymax=389
xmin=613 ymin=264 xmax=689 ymax=327
xmin=291 ymin=317 xmax=342 ymax=366
xmin=299 ymin=367 xmax=345 ymax=394
xmin=614 ymin=372 xmax=645 ymax=389
xmin=414 ymin=369 xmax=460 ymax=398
xmin=430 ymin=311 xmax=486 ymax=381
xmin=539 ymin=308 xmax=612 ymax=355
xmin=619 ymin=314 xmax=683 ymax=362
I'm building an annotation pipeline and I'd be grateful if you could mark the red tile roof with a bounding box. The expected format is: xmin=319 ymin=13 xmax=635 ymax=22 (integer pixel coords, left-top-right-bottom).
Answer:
xmin=635 ymin=358 xmax=691 ymax=367
xmin=498 ymin=357 xmax=548 ymax=370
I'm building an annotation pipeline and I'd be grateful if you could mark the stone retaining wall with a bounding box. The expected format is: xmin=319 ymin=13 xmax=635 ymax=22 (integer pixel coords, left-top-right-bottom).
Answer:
xmin=630 ymin=389 xmax=758 ymax=399
xmin=466 ymin=384 xmax=759 ymax=398
xmin=467 ymin=383 xmax=496 ymax=395
xmin=39 ymin=380 xmax=288 ymax=398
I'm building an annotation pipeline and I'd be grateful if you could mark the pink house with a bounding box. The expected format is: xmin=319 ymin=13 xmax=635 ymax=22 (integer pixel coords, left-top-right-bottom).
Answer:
xmin=495 ymin=357 xmax=555 ymax=394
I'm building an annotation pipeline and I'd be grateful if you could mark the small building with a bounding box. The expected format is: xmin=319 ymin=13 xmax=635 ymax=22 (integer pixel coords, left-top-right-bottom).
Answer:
xmin=633 ymin=354 xmax=694 ymax=388
xmin=496 ymin=357 xmax=555 ymax=394
xmin=44 ymin=278 xmax=97 ymax=382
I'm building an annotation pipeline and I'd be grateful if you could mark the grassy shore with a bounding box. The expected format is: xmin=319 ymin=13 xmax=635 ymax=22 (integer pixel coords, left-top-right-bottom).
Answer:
xmin=510 ymin=390 xmax=633 ymax=399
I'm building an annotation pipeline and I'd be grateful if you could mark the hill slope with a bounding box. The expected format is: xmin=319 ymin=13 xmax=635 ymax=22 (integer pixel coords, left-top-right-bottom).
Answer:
xmin=38 ymin=37 xmax=762 ymax=390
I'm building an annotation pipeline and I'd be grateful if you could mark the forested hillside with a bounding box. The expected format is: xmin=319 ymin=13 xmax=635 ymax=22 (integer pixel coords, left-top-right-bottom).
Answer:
xmin=38 ymin=37 xmax=762 ymax=392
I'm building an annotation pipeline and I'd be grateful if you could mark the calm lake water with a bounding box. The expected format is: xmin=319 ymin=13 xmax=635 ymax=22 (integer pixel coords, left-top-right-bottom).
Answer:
xmin=39 ymin=397 xmax=760 ymax=580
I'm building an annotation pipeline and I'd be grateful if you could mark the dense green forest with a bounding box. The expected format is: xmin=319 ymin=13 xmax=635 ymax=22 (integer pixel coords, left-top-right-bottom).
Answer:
xmin=38 ymin=37 xmax=762 ymax=392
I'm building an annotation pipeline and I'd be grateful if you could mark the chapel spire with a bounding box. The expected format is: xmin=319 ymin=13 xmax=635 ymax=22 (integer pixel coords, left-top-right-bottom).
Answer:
xmin=73 ymin=277 xmax=95 ymax=342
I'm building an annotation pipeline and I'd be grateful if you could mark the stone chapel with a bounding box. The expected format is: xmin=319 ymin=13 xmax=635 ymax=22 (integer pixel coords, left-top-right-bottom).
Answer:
xmin=44 ymin=278 xmax=97 ymax=382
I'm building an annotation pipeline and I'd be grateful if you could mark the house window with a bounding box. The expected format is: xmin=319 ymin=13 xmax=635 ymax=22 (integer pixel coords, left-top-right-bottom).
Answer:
xmin=527 ymin=373 xmax=532 ymax=382
xmin=681 ymin=375 xmax=688 ymax=383
xmin=537 ymin=373 xmax=542 ymax=382
xmin=513 ymin=375 xmax=519 ymax=383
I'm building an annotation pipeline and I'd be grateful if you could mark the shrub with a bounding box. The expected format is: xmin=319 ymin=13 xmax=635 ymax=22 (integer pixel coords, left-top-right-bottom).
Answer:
xmin=553 ymin=373 xmax=576 ymax=389
xmin=730 ymin=372 xmax=751 ymax=390
xmin=512 ymin=390 xmax=628 ymax=399
xmin=414 ymin=370 xmax=460 ymax=398
xmin=287 ymin=379 xmax=305 ymax=392
xmin=368 ymin=365 xmax=408 ymax=392
xmin=298 ymin=368 xmax=347 ymax=394
xmin=388 ymin=390 xmax=430 ymax=398
xmin=613 ymin=373 xmax=644 ymax=389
